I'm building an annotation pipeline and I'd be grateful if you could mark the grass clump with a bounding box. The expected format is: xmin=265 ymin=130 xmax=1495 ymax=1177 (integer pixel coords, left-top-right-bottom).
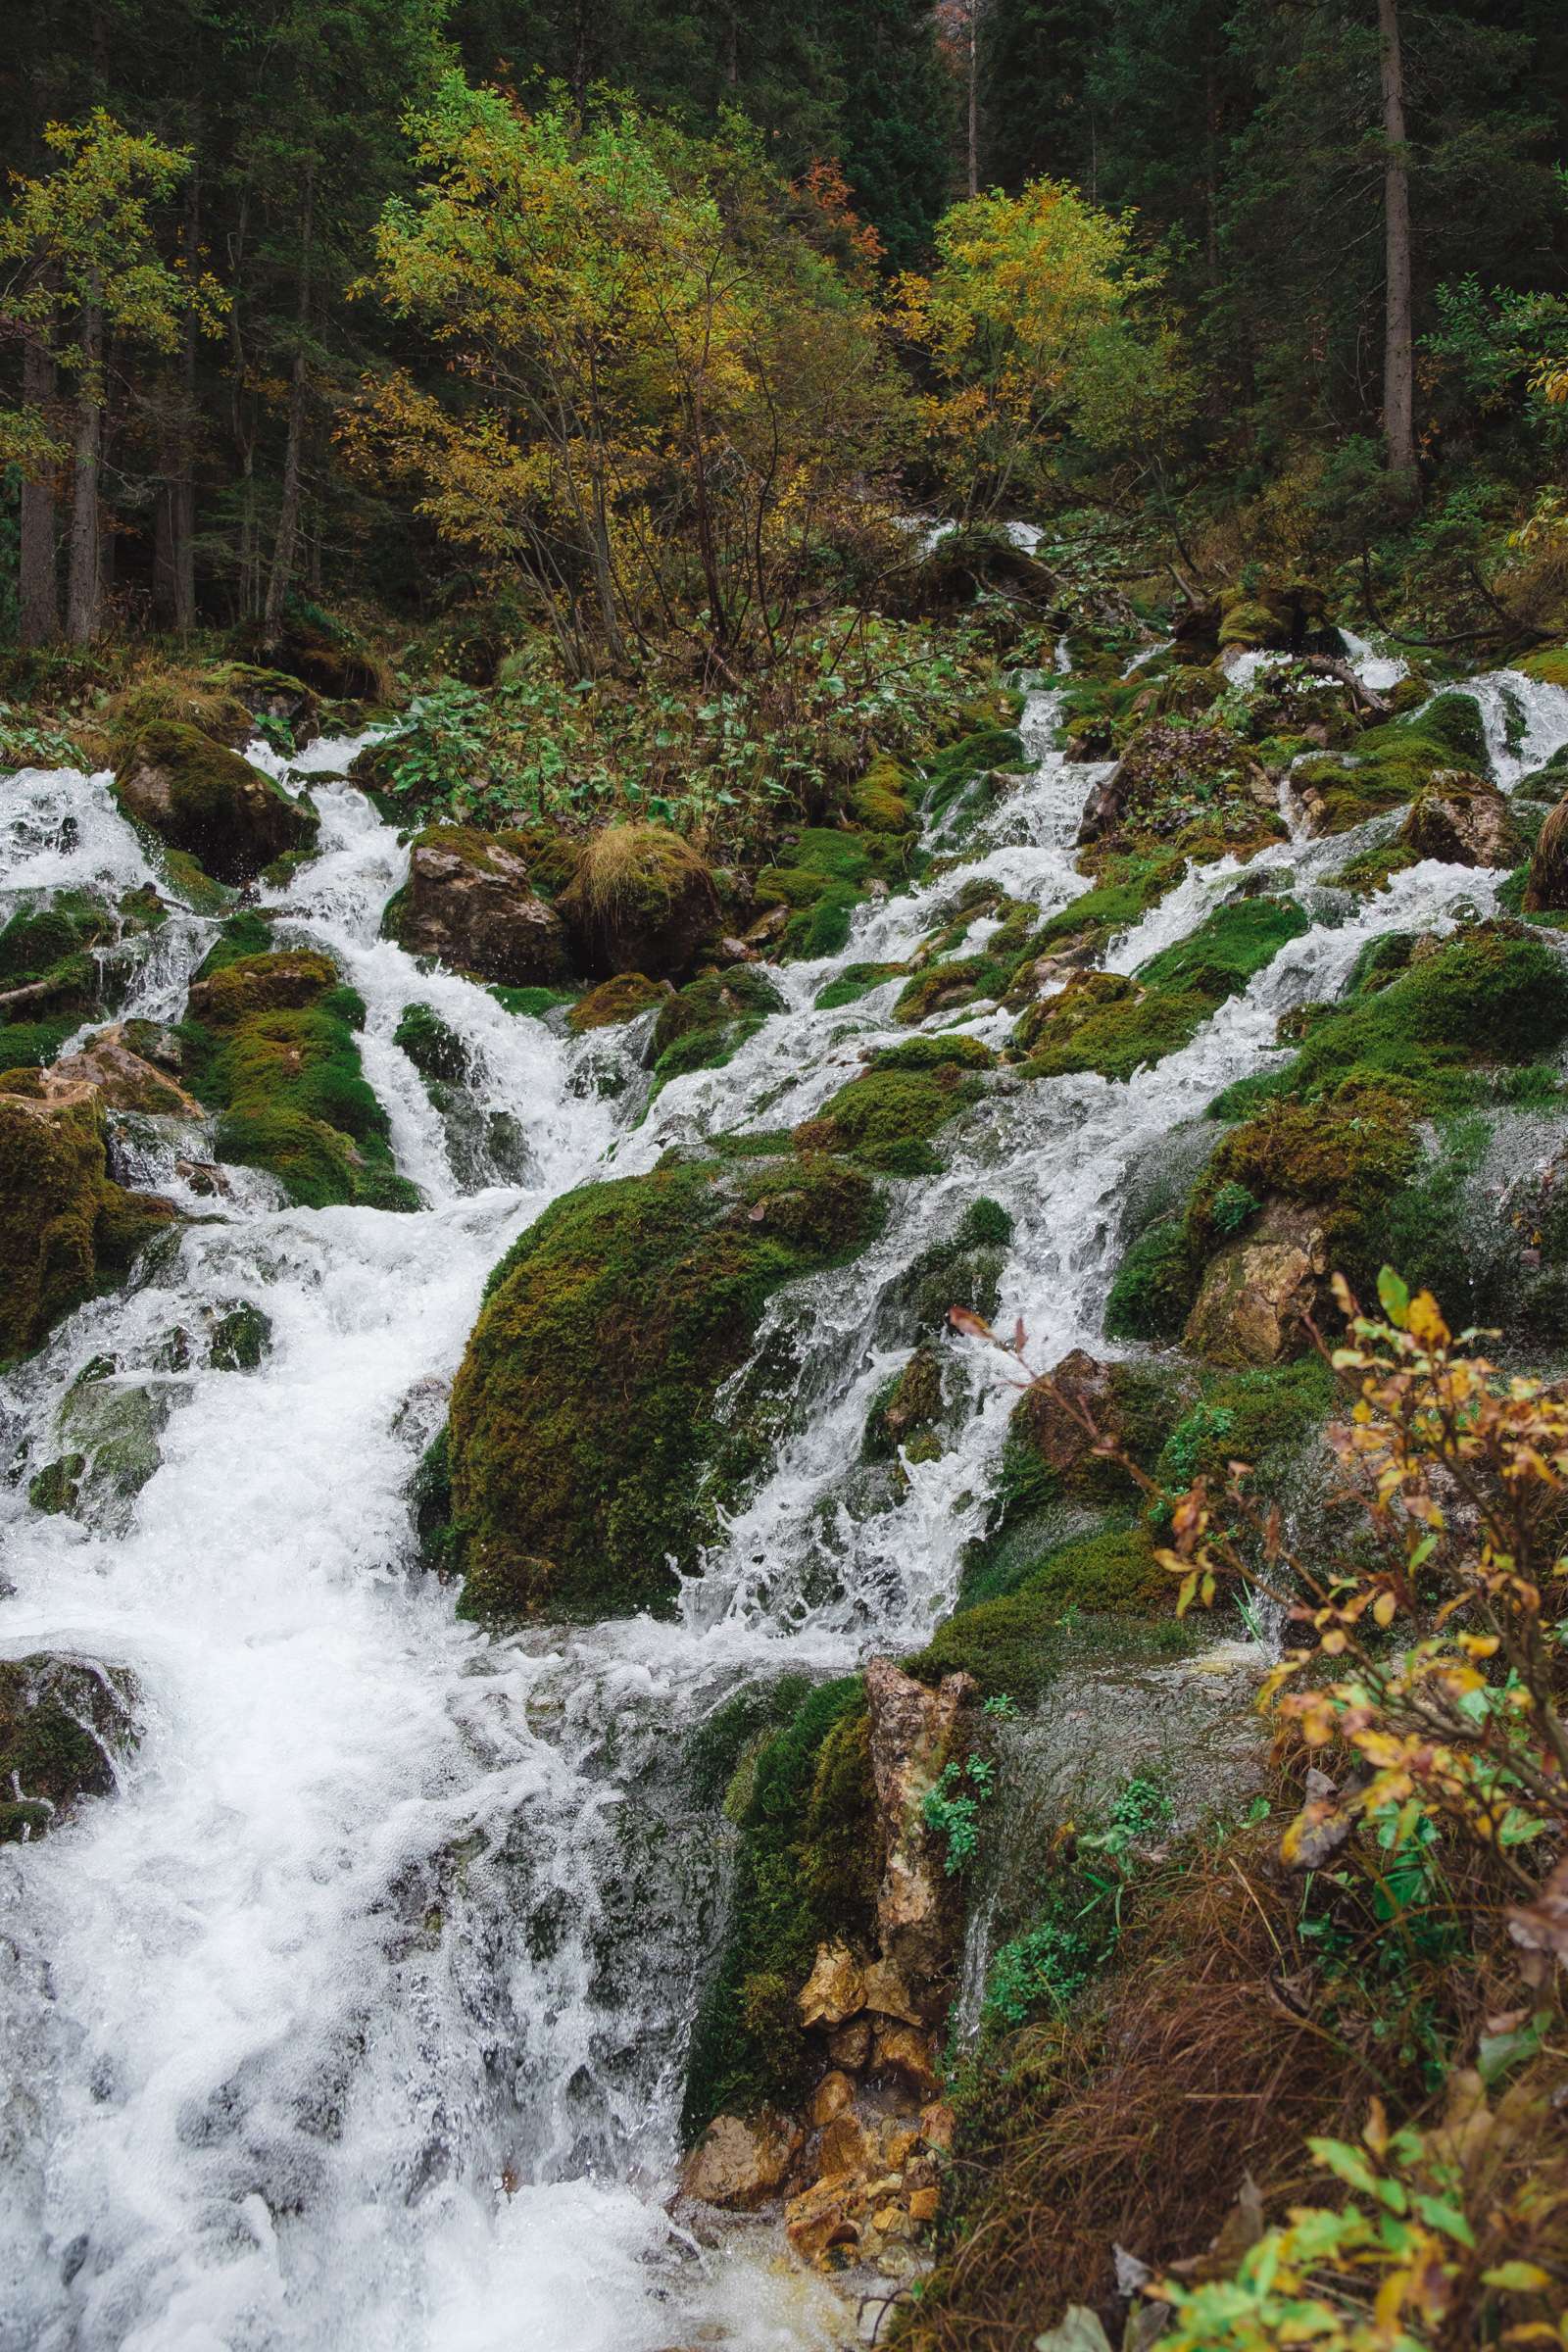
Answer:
xmin=446 ymin=1152 xmax=884 ymax=1622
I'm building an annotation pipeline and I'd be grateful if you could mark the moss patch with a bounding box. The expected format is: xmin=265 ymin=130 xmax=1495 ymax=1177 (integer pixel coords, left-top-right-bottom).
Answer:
xmin=0 ymin=1655 xmax=138 ymax=1843
xmin=566 ymin=973 xmax=666 ymax=1033
xmin=755 ymin=824 xmax=916 ymax=959
xmin=795 ymin=1037 xmax=991 ymax=1174
xmin=907 ymin=1521 xmax=1174 ymax=1702
xmin=682 ymin=1676 xmax=878 ymax=2133
xmin=648 ymin=967 xmax=786 ymax=1093
xmin=180 ymin=931 xmax=417 ymax=1211
xmin=1294 ymin=691 xmax=1488 ymax=836
xmin=446 ymin=1152 xmax=884 ymax=1621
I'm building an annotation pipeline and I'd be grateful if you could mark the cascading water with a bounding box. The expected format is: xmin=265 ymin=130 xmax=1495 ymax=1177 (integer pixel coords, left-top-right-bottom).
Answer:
xmin=5 ymin=642 xmax=1568 ymax=2352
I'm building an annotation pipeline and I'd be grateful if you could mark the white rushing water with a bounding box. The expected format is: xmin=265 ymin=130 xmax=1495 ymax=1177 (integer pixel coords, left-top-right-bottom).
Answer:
xmin=6 ymin=647 xmax=1568 ymax=2352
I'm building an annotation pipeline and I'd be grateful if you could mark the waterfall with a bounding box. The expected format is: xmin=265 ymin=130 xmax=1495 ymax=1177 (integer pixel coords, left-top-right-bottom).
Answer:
xmin=5 ymin=651 xmax=1568 ymax=2350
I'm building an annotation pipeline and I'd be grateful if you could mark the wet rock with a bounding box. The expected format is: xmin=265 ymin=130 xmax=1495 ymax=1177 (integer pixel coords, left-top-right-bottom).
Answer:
xmin=1009 ymin=1348 xmax=1117 ymax=1483
xmin=114 ymin=721 xmax=318 ymax=884
xmin=1184 ymin=1200 xmax=1328 ymax=1367
xmin=784 ymin=2174 xmax=864 ymax=2260
xmin=861 ymin=1958 xmax=922 ymax=2026
xmin=679 ymin=2108 xmax=804 ymax=2210
xmin=864 ymin=1658 xmax=977 ymax=2000
xmin=392 ymin=827 xmax=570 ymax=986
xmin=827 ymin=2017 xmax=872 ymax=2071
xmin=870 ymin=2021 xmax=941 ymax=2100
xmin=799 ymin=1940 xmax=866 ymax=2029
xmin=43 ymin=1362 xmax=182 ymax=1526
xmin=41 ymin=1024 xmax=204 ymax=1118
xmin=211 ymin=1302 xmax=272 ymax=1371
xmin=557 ymin=823 xmax=720 ymax=980
xmin=1400 ymin=772 xmax=1519 ymax=869
xmin=0 ymin=1654 xmax=138 ymax=1842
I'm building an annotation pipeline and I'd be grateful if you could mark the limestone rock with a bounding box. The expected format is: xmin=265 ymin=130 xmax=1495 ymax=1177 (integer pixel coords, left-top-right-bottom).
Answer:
xmin=1185 ymin=1201 xmax=1328 ymax=1367
xmin=114 ymin=721 xmax=318 ymax=884
xmin=808 ymin=2071 xmax=857 ymax=2129
xmin=393 ymin=827 xmax=570 ymax=986
xmin=861 ymin=1957 xmax=922 ymax=2025
xmin=42 ymin=1025 xmax=203 ymax=1118
xmin=870 ymin=2021 xmax=941 ymax=2099
xmin=799 ymin=1939 xmax=865 ymax=2029
xmin=1400 ymin=772 xmax=1519 ymax=869
xmin=818 ymin=2109 xmax=872 ymax=2180
xmin=679 ymin=2108 xmax=804 ymax=2210
xmin=864 ymin=1657 xmax=977 ymax=2000
xmin=784 ymin=2175 xmax=863 ymax=2261
xmin=827 ymin=2017 xmax=872 ymax=2070
xmin=1009 ymin=1348 xmax=1117 ymax=1483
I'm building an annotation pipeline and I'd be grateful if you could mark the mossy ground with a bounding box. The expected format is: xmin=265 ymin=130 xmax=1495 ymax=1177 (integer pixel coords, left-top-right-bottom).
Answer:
xmin=445 ymin=1151 xmax=885 ymax=1621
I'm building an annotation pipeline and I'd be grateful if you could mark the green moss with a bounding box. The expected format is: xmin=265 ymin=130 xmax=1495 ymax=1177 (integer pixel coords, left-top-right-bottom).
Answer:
xmin=1294 ymin=692 xmax=1489 ymax=835
xmin=1104 ymin=1215 xmax=1200 ymax=1345
xmin=1212 ymin=921 xmax=1568 ymax=1121
xmin=447 ymin=1153 xmax=884 ymax=1620
xmin=756 ymin=825 xmax=915 ymax=960
xmin=1137 ymin=895 xmax=1309 ymax=999
xmin=393 ymin=1003 xmax=468 ymax=1085
xmin=1023 ymin=976 xmax=1212 ymax=1081
xmin=846 ymin=753 xmax=917 ymax=834
xmin=813 ymin=961 xmax=908 ymax=1009
xmin=863 ymin=1344 xmax=946 ymax=1461
xmin=180 ymin=946 xmax=417 ymax=1212
xmin=923 ymin=726 xmax=1026 ymax=832
xmin=113 ymin=719 xmax=318 ymax=883
xmin=210 ymin=1303 xmax=272 ymax=1371
xmin=876 ymin=1197 xmax=1014 ymax=1341
xmin=0 ymin=1015 xmax=80 ymax=1070
xmin=1031 ymin=856 xmax=1183 ymax=960
xmin=647 ymin=968 xmax=785 ymax=1094
xmin=682 ymin=1676 xmax=878 ymax=2134
xmin=1518 ymin=646 xmax=1568 ymax=688
xmin=908 ymin=1522 xmax=1173 ymax=1701
xmin=0 ymin=1085 xmax=172 ymax=1361
xmin=566 ymin=973 xmax=665 ymax=1032
xmin=796 ymin=1040 xmax=989 ymax=1174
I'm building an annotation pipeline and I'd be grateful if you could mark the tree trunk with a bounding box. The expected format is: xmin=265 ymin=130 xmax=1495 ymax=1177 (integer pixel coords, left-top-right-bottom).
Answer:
xmin=1378 ymin=0 xmax=1417 ymax=499
xmin=20 ymin=301 xmax=58 ymax=646
xmin=65 ymin=281 xmax=104 ymax=645
xmin=966 ymin=3 xmax=980 ymax=198
xmin=171 ymin=178 xmax=200 ymax=633
xmin=262 ymin=172 xmax=314 ymax=651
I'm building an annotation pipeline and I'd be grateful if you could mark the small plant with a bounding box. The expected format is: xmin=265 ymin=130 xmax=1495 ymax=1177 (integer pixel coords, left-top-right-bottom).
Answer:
xmin=1208 ymin=1178 xmax=1259 ymax=1236
xmin=983 ymin=1692 xmax=1019 ymax=1720
xmin=983 ymin=1913 xmax=1100 ymax=2027
xmin=922 ymin=1753 xmax=996 ymax=1874
xmin=0 ymin=702 xmax=86 ymax=772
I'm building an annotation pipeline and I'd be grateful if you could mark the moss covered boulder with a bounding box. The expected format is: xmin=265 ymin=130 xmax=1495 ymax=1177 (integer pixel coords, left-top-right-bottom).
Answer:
xmin=556 ymin=823 xmax=720 ymax=979
xmin=179 ymin=927 xmax=417 ymax=1210
xmin=1077 ymin=718 xmax=1285 ymax=870
xmin=566 ymin=973 xmax=669 ymax=1033
xmin=795 ymin=1037 xmax=992 ymax=1176
xmin=0 ymin=1654 xmax=138 ymax=1842
xmin=648 ymin=968 xmax=786 ymax=1091
xmin=1524 ymin=794 xmax=1568 ymax=913
xmin=114 ymin=721 xmax=318 ymax=884
xmin=390 ymin=826 xmax=570 ymax=985
xmin=0 ymin=1077 xmax=175 ymax=1361
xmin=1399 ymin=772 xmax=1519 ymax=868
xmin=446 ymin=1152 xmax=883 ymax=1620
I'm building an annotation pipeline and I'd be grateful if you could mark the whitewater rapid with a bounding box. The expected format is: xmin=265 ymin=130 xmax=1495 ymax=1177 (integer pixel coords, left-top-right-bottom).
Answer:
xmin=4 ymin=647 xmax=1568 ymax=2351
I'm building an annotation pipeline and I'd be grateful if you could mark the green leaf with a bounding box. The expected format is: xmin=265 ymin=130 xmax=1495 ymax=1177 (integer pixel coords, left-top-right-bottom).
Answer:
xmin=1411 ymin=2193 xmax=1475 ymax=2246
xmin=1377 ymin=1266 xmax=1411 ymax=1325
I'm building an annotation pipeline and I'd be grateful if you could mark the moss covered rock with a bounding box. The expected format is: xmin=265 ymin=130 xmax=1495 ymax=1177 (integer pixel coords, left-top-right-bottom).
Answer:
xmin=179 ymin=931 xmax=417 ymax=1211
xmin=648 ymin=968 xmax=786 ymax=1091
xmin=1077 ymin=718 xmax=1285 ymax=870
xmin=446 ymin=1152 xmax=884 ymax=1620
xmin=391 ymin=826 xmax=570 ymax=986
xmin=847 ymin=755 xmax=918 ymax=835
xmin=795 ymin=1038 xmax=991 ymax=1175
xmin=1293 ymin=692 xmax=1488 ymax=837
xmin=114 ymin=721 xmax=318 ymax=884
xmin=755 ymin=826 xmax=914 ymax=959
xmin=0 ymin=1078 xmax=175 ymax=1361
xmin=566 ymin=973 xmax=668 ymax=1033
xmin=1399 ymin=772 xmax=1519 ymax=868
xmin=556 ymin=823 xmax=719 ymax=979
xmin=1524 ymin=794 xmax=1568 ymax=913
xmin=0 ymin=1654 xmax=138 ymax=1842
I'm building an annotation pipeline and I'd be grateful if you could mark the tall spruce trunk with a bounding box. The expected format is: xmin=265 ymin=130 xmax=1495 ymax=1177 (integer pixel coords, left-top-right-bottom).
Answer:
xmin=20 ymin=303 xmax=58 ymax=645
xmin=1378 ymin=0 xmax=1417 ymax=498
xmin=262 ymin=172 xmax=314 ymax=651
xmin=65 ymin=280 xmax=104 ymax=645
